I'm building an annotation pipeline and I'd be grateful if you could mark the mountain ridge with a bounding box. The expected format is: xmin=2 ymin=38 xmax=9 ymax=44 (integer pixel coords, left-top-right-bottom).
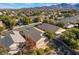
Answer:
xmin=0 ymin=3 xmax=79 ymax=9
xmin=34 ymin=3 xmax=79 ymax=9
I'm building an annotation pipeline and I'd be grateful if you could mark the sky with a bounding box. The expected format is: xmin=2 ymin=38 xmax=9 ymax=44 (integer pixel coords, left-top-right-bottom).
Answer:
xmin=0 ymin=3 xmax=58 ymax=9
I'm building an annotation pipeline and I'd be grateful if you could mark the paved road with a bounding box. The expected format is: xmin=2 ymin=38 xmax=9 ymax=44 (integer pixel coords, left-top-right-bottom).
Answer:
xmin=13 ymin=22 xmax=42 ymax=30
xmin=51 ymin=39 xmax=79 ymax=55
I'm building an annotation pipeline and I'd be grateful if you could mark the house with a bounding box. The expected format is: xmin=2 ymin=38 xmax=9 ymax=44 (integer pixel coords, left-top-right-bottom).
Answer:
xmin=0 ymin=12 xmax=3 ymax=15
xmin=42 ymin=14 xmax=50 ymax=20
xmin=57 ymin=16 xmax=64 ymax=20
xmin=64 ymin=23 xmax=78 ymax=28
xmin=36 ymin=23 xmax=66 ymax=35
xmin=0 ymin=31 xmax=25 ymax=54
xmin=20 ymin=27 xmax=48 ymax=49
xmin=64 ymin=23 xmax=75 ymax=28
xmin=60 ymin=15 xmax=79 ymax=23
xmin=9 ymin=13 xmax=15 ymax=16
xmin=0 ymin=21 xmax=4 ymax=27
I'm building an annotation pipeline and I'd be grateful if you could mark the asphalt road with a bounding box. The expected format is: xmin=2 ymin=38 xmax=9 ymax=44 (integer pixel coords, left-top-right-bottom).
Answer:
xmin=13 ymin=22 xmax=42 ymax=30
xmin=52 ymin=39 xmax=79 ymax=55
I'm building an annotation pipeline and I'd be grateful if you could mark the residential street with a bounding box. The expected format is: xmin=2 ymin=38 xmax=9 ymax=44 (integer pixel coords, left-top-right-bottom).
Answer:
xmin=52 ymin=39 xmax=79 ymax=55
xmin=13 ymin=22 xmax=42 ymax=30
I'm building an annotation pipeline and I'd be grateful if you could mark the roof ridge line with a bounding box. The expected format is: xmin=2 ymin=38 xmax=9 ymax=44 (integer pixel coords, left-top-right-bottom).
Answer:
xmin=34 ymin=27 xmax=44 ymax=33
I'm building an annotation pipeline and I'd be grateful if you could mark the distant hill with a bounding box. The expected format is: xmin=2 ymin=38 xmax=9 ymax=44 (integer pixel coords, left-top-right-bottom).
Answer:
xmin=74 ymin=3 xmax=79 ymax=8
xmin=34 ymin=3 xmax=79 ymax=9
xmin=1 ymin=3 xmax=79 ymax=10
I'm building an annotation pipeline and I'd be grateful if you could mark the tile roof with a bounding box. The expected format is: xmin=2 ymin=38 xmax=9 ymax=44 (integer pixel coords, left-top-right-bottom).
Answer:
xmin=61 ymin=15 xmax=79 ymax=23
xmin=0 ymin=35 xmax=14 ymax=48
xmin=36 ymin=23 xmax=60 ymax=32
xmin=10 ymin=31 xmax=25 ymax=43
xmin=20 ymin=27 xmax=43 ymax=42
xmin=0 ymin=31 xmax=25 ymax=48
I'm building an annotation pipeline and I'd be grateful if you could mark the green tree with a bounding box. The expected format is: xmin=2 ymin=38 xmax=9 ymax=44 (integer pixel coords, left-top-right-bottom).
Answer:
xmin=23 ymin=16 xmax=32 ymax=25
xmin=23 ymin=50 xmax=37 ymax=55
xmin=43 ymin=20 xmax=49 ymax=23
xmin=49 ymin=15 xmax=54 ymax=19
xmin=0 ymin=26 xmax=5 ymax=34
xmin=64 ymin=13 xmax=71 ymax=18
xmin=70 ymin=39 xmax=78 ymax=49
xmin=60 ymin=31 xmax=76 ymax=45
xmin=68 ymin=28 xmax=79 ymax=39
xmin=56 ymin=22 xmax=64 ymax=28
xmin=36 ymin=48 xmax=45 ymax=55
xmin=32 ymin=11 xmax=42 ymax=16
xmin=44 ymin=30 xmax=55 ymax=40
xmin=0 ymin=45 xmax=9 ymax=55
xmin=10 ymin=19 xmax=17 ymax=29
xmin=44 ymin=48 xmax=51 ymax=52
xmin=43 ymin=19 xmax=55 ymax=24
xmin=34 ymin=16 xmax=41 ymax=22
xmin=0 ymin=26 xmax=5 ymax=39
xmin=60 ymin=29 xmax=79 ymax=49
xmin=0 ymin=15 xmax=16 ymax=29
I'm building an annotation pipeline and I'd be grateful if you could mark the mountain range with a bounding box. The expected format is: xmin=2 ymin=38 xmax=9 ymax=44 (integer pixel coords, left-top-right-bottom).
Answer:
xmin=35 ymin=3 xmax=79 ymax=9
